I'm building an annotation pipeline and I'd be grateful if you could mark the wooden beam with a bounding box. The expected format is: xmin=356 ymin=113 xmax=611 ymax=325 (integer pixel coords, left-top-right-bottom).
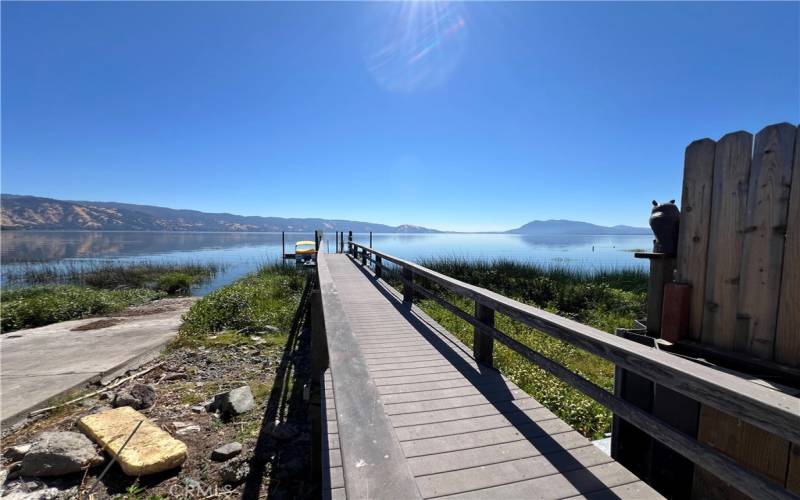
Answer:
xmin=349 ymin=243 xmax=800 ymax=444
xmin=676 ymin=138 xmax=716 ymax=340
xmin=474 ymin=302 xmax=494 ymax=367
xmin=737 ymin=123 xmax=796 ymax=358
xmin=702 ymin=131 xmax=753 ymax=350
xmin=775 ymin=125 xmax=800 ymax=367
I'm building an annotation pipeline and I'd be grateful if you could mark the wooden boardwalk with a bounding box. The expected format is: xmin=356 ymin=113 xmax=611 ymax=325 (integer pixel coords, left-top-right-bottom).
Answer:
xmin=319 ymin=254 xmax=660 ymax=500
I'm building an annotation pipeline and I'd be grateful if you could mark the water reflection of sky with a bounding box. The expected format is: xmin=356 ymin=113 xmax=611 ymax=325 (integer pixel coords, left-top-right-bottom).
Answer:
xmin=1 ymin=231 xmax=652 ymax=294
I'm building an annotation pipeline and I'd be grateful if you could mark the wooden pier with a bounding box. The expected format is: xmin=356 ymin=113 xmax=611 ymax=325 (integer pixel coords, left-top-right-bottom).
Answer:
xmin=308 ymin=123 xmax=800 ymax=499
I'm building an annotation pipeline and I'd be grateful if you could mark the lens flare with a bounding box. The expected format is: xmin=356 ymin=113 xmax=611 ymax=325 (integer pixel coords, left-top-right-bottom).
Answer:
xmin=365 ymin=2 xmax=468 ymax=93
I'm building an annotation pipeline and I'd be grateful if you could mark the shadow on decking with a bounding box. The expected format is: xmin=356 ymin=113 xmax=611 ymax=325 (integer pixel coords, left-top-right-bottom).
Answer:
xmin=353 ymin=261 xmax=621 ymax=498
xmin=241 ymin=277 xmax=317 ymax=500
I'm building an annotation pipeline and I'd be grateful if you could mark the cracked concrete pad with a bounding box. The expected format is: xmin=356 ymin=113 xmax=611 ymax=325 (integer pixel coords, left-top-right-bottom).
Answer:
xmin=78 ymin=407 xmax=187 ymax=476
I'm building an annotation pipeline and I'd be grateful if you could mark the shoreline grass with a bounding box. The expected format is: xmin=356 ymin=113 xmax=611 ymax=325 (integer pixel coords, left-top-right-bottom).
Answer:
xmin=412 ymin=257 xmax=648 ymax=439
xmin=0 ymin=285 xmax=166 ymax=333
xmin=177 ymin=262 xmax=307 ymax=343
xmin=3 ymin=260 xmax=220 ymax=291
xmin=0 ymin=261 xmax=221 ymax=333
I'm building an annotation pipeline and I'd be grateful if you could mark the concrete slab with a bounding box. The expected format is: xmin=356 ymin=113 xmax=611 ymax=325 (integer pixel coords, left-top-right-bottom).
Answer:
xmin=0 ymin=297 xmax=198 ymax=425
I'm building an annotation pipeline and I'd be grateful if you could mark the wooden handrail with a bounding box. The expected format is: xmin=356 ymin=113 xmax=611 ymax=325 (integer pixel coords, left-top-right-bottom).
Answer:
xmin=349 ymin=242 xmax=800 ymax=444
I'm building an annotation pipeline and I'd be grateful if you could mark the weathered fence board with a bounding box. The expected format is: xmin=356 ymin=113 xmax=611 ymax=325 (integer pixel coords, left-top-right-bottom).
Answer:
xmin=702 ymin=131 xmax=753 ymax=349
xmin=737 ymin=123 xmax=796 ymax=358
xmin=775 ymin=125 xmax=800 ymax=367
xmin=676 ymin=138 xmax=717 ymax=340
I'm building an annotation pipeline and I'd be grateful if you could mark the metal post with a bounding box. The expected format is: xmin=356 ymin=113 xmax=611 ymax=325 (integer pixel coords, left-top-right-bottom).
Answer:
xmin=282 ymin=231 xmax=285 ymax=258
xmin=402 ymin=268 xmax=413 ymax=303
xmin=348 ymin=231 xmax=353 ymax=256
xmin=474 ymin=302 xmax=495 ymax=367
xmin=375 ymin=255 xmax=382 ymax=279
xmin=369 ymin=231 xmax=373 ymax=248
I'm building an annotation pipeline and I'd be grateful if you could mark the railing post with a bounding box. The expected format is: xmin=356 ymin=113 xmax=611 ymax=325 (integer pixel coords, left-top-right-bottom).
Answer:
xmin=402 ymin=268 xmax=413 ymax=303
xmin=347 ymin=231 xmax=352 ymax=256
xmin=369 ymin=231 xmax=373 ymax=248
xmin=474 ymin=302 xmax=495 ymax=367
xmin=375 ymin=255 xmax=382 ymax=279
xmin=361 ymin=247 xmax=367 ymax=266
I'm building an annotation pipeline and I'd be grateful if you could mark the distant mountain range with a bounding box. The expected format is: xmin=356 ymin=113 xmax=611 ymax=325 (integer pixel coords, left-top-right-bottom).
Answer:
xmin=0 ymin=194 xmax=651 ymax=235
xmin=506 ymin=219 xmax=650 ymax=235
xmin=0 ymin=195 xmax=440 ymax=233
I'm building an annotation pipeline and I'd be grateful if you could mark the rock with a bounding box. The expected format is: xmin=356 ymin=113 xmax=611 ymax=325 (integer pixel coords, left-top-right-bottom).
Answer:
xmin=113 ymin=384 xmax=155 ymax=410
xmin=78 ymin=407 xmax=187 ymax=476
xmin=19 ymin=432 xmax=103 ymax=477
xmin=211 ymin=386 xmax=255 ymax=418
xmin=175 ymin=425 xmax=200 ymax=436
xmin=0 ymin=468 xmax=7 ymax=489
xmin=3 ymin=444 xmax=32 ymax=462
xmin=22 ymin=481 xmax=40 ymax=491
xmin=219 ymin=457 xmax=250 ymax=484
xmin=6 ymin=462 xmax=22 ymax=480
xmin=211 ymin=442 xmax=242 ymax=462
xmin=190 ymin=405 xmax=205 ymax=413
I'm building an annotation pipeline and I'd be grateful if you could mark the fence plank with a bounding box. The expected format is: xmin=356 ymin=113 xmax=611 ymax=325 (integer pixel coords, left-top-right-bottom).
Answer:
xmin=694 ymin=405 xmax=791 ymax=500
xmin=702 ymin=131 xmax=753 ymax=349
xmin=676 ymin=138 xmax=716 ymax=340
xmin=737 ymin=123 xmax=796 ymax=358
xmin=775 ymin=125 xmax=800 ymax=367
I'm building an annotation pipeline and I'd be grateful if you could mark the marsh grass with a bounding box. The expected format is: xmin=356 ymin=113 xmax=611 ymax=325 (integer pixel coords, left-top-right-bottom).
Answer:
xmin=405 ymin=257 xmax=648 ymax=439
xmin=5 ymin=260 xmax=220 ymax=292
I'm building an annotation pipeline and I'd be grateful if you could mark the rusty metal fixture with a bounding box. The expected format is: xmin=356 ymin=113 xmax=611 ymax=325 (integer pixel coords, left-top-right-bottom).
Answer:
xmin=650 ymin=199 xmax=680 ymax=255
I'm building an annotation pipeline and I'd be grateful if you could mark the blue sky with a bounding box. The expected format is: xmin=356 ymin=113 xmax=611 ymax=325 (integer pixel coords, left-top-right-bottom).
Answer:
xmin=2 ymin=2 xmax=798 ymax=231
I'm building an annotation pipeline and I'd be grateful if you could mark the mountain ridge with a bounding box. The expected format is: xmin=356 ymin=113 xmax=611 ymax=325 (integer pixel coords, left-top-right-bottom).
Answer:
xmin=0 ymin=194 xmax=441 ymax=233
xmin=1 ymin=194 xmax=651 ymax=235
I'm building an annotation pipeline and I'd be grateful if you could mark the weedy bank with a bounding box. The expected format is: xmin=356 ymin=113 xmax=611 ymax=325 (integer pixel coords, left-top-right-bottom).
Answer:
xmin=410 ymin=257 xmax=648 ymax=439
xmin=0 ymin=261 xmax=220 ymax=333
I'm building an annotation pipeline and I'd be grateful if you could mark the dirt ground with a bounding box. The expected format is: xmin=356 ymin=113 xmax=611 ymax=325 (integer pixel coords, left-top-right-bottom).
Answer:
xmin=1 ymin=319 xmax=316 ymax=499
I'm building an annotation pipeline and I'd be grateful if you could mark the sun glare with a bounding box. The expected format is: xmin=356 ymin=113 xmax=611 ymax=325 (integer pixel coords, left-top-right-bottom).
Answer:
xmin=365 ymin=2 xmax=468 ymax=93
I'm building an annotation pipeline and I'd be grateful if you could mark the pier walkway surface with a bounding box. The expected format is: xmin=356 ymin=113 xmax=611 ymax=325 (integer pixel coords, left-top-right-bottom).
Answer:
xmin=317 ymin=253 xmax=660 ymax=500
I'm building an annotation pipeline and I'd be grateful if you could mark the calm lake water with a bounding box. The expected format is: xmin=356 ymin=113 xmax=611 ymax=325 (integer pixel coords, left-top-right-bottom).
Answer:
xmin=1 ymin=231 xmax=653 ymax=294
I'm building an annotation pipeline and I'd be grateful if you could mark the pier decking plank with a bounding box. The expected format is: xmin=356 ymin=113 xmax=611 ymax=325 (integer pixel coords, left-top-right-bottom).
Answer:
xmin=320 ymin=254 xmax=661 ymax=500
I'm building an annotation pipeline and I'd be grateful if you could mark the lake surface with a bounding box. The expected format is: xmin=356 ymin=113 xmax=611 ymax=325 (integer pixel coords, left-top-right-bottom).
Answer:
xmin=1 ymin=231 xmax=653 ymax=294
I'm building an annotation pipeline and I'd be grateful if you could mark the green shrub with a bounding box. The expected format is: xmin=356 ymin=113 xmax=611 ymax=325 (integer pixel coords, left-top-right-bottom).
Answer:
xmin=156 ymin=272 xmax=194 ymax=296
xmin=180 ymin=263 xmax=306 ymax=338
xmin=0 ymin=285 xmax=164 ymax=333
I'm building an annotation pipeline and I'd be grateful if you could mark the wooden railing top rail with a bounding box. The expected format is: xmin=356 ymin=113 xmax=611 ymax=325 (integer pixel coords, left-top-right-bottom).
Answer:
xmin=348 ymin=242 xmax=800 ymax=445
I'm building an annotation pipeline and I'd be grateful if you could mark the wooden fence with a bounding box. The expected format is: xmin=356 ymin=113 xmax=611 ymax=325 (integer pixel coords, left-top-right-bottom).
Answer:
xmin=676 ymin=123 xmax=799 ymax=364
xmin=669 ymin=122 xmax=800 ymax=499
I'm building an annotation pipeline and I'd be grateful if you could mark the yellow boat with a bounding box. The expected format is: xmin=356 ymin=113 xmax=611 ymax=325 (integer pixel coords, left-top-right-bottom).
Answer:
xmin=294 ymin=240 xmax=317 ymax=262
